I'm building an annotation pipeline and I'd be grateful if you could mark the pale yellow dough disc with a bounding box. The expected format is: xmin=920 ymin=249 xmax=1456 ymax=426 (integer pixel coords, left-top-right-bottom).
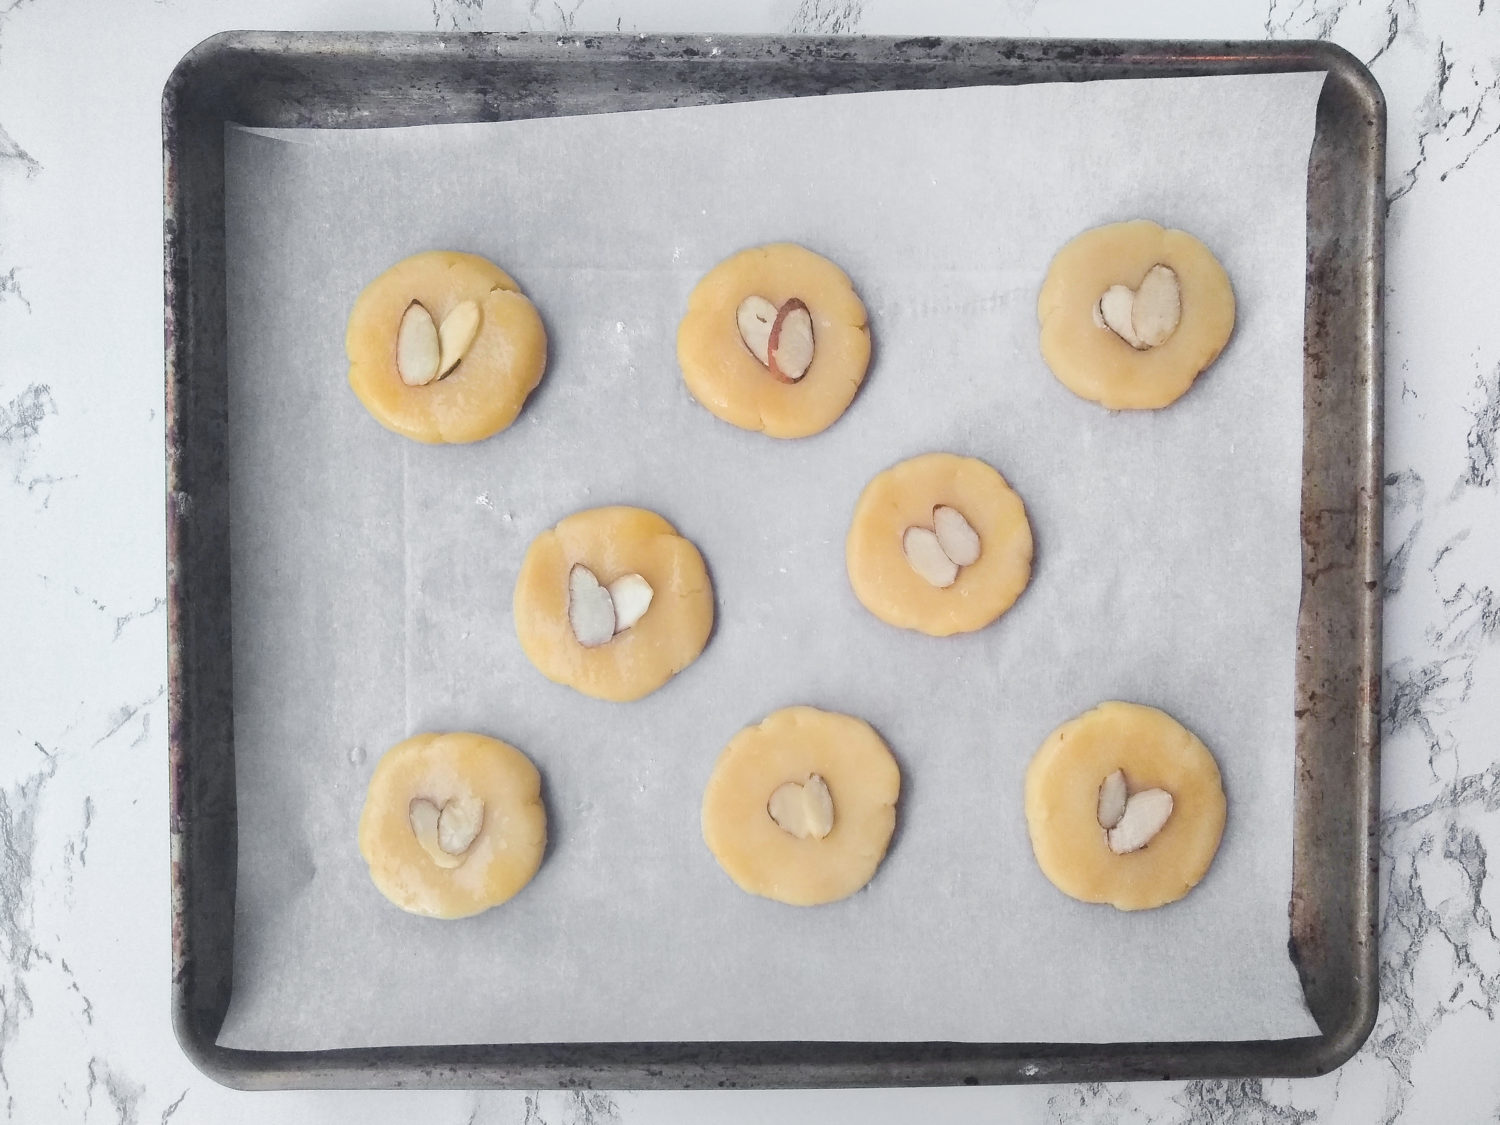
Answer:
xmin=1037 ymin=220 xmax=1235 ymax=410
xmin=846 ymin=452 xmax=1034 ymax=637
xmin=676 ymin=243 xmax=871 ymax=438
xmin=513 ymin=505 xmax=714 ymax=702
xmin=346 ymin=250 xmax=548 ymax=443
xmin=701 ymin=706 xmax=900 ymax=907
xmin=357 ymin=731 xmax=547 ymax=919
xmin=1024 ymin=701 xmax=1227 ymax=911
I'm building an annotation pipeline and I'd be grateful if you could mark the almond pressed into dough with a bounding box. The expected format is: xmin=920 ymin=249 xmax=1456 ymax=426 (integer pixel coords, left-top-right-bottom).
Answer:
xmin=676 ymin=243 xmax=871 ymax=438
xmin=701 ymin=705 xmax=900 ymax=907
xmin=357 ymin=731 xmax=547 ymax=919
xmin=1024 ymin=701 xmax=1227 ymax=911
xmin=513 ymin=506 xmax=714 ymax=702
xmin=346 ymin=250 xmax=548 ymax=443
xmin=846 ymin=452 xmax=1034 ymax=636
xmin=1037 ymin=220 xmax=1235 ymax=410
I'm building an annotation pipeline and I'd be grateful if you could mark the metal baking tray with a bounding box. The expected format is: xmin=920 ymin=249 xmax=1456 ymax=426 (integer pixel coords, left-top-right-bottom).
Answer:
xmin=165 ymin=31 xmax=1383 ymax=1089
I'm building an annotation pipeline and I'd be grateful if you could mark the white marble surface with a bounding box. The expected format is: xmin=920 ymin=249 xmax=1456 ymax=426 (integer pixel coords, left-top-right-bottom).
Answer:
xmin=1 ymin=0 xmax=1496 ymax=1120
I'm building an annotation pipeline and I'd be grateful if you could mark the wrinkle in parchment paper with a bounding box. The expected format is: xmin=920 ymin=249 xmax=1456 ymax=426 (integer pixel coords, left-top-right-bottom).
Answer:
xmin=221 ymin=72 xmax=1325 ymax=1050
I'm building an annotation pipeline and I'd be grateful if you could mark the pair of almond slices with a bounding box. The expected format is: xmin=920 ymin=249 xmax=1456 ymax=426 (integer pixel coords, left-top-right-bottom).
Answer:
xmin=902 ymin=505 xmax=982 ymax=588
xmin=1096 ymin=768 xmax=1174 ymax=854
xmin=766 ymin=773 xmax=835 ymax=840
xmin=407 ymin=794 xmax=484 ymax=869
xmin=1093 ymin=264 xmax=1182 ymax=351
xmin=395 ymin=298 xmax=484 ymax=387
xmin=566 ymin=564 xmax=655 ymax=648
xmin=736 ymin=296 xmax=816 ymax=383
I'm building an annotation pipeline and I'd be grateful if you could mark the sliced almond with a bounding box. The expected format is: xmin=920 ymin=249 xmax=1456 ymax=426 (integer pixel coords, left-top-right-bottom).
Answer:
xmin=607 ymin=573 xmax=653 ymax=633
xmin=932 ymin=505 xmax=981 ymax=567
xmin=767 ymin=773 xmax=835 ymax=840
xmin=767 ymin=298 xmax=814 ymax=382
xmin=568 ymin=564 xmax=616 ymax=647
xmin=436 ymin=298 xmax=482 ymax=378
xmin=805 ymin=775 xmax=835 ymax=838
xmin=1095 ymin=284 xmax=1143 ymax=348
xmin=736 ymin=296 xmax=777 ymax=365
xmin=1106 ymin=788 xmax=1174 ymax=854
xmin=395 ymin=301 xmax=441 ymax=386
xmin=1096 ymin=768 xmax=1127 ymax=830
xmin=902 ymin=526 xmax=959 ymax=588
xmin=1131 ymin=265 xmax=1181 ymax=347
xmin=1094 ymin=264 xmax=1181 ymax=350
xmin=437 ymin=794 xmax=484 ymax=855
xmin=409 ymin=797 xmax=464 ymax=869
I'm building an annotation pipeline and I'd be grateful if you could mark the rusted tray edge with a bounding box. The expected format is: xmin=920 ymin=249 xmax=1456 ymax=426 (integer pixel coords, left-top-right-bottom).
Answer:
xmin=164 ymin=32 xmax=1383 ymax=1090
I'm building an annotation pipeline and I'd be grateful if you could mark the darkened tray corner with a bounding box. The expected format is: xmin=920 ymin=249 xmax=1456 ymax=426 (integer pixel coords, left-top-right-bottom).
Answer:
xmin=164 ymin=31 xmax=1383 ymax=1090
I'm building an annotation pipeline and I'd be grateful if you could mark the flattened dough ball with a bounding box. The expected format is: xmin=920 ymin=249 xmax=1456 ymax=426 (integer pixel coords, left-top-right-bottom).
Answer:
xmin=702 ymin=706 xmax=900 ymax=907
xmin=676 ymin=243 xmax=871 ymax=438
xmin=514 ymin=506 xmax=714 ymax=702
xmin=1025 ymin=701 xmax=1227 ymax=911
xmin=358 ymin=731 xmax=547 ymax=919
xmin=1037 ymin=220 xmax=1234 ymax=410
xmin=347 ymin=250 xmax=548 ymax=443
xmin=846 ymin=452 xmax=1034 ymax=636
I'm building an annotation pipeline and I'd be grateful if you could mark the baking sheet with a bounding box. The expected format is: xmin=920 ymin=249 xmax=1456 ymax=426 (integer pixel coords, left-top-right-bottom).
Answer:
xmin=218 ymin=72 xmax=1325 ymax=1050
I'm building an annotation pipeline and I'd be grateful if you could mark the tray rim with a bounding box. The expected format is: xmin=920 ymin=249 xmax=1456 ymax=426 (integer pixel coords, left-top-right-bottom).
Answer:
xmin=164 ymin=30 xmax=1383 ymax=1090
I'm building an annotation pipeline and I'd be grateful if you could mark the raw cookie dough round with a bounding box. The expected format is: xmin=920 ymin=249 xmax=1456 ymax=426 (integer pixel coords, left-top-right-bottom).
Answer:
xmin=701 ymin=706 xmax=900 ymax=907
xmin=347 ymin=250 xmax=548 ymax=443
xmin=1024 ymin=701 xmax=1227 ymax=911
xmin=514 ymin=505 xmax=714 ymax=702
xmin=358 ymin=731 xmax=547 ymax=919
xmin=846 ymin=452 xmax=1034 ymax=637
xmin=676 ymin=243 xmax=871 ymax=438
xmin=1037 ymin=220 xmax=1235 ymax=410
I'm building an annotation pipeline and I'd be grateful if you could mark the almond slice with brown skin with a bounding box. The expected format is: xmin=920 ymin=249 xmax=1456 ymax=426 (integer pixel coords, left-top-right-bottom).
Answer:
xmin=736 ymin=296 xmax=777 ymax=365
xmin=1096 ymin=768 xmax=1127 ymax=830
xmin=568 ymin=564 xmax=616 ymax=647
xmin=902 ymin=526 xmax=959 ymax=588
xmin=1106 ymin=787 xmax=1174 ymax=854
xmin=767 ymin=298 xmax=814 ymax=382
xmin=436 ymin=299 xmax=482 ymax=378
xmin=396 ymin=301 xmax=441 ymax=386
xmin=932 ymin=505 xmax=981 ymax=567
xmin=767 ymin=773 xmax=835 ymax=840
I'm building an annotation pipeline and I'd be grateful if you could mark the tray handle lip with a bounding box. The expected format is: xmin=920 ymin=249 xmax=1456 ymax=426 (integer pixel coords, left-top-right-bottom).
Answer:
xmin=158 ymin=32 xmax=1390 ymax=101
xmin=1301 ymin=31 xmax=1384 ymax=1084
xmin=159 ymin=1031 xmax=1379 ymax=1090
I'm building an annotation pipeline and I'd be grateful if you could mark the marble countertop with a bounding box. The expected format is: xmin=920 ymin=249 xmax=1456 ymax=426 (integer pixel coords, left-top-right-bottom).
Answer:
xmin=3 ymin=0 xmax=1497 ymax=1120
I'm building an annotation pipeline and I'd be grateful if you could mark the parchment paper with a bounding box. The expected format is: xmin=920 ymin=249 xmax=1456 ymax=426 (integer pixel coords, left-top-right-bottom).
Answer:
xmin=219 ymin=72 xmax=1326 ymax=1049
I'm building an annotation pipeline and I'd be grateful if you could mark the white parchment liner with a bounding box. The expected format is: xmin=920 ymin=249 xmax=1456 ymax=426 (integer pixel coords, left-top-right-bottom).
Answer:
xmin=219 ymin=72 xmax=1325 ymax=1048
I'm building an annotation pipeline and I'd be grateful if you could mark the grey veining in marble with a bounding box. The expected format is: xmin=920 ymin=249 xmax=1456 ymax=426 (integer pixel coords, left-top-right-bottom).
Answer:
xmin=0 ymin=125 xmax=41 ymax=179
xmin=787 ymin=0 xmax=869 ymax=35
xmin=2 ymin=0 xmax=1499 ymax=1119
